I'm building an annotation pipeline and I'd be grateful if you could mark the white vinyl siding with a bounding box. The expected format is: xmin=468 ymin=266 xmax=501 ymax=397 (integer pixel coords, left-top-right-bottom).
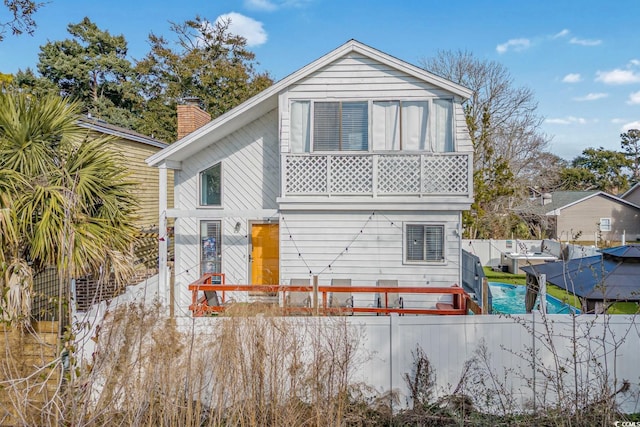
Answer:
xmin=279 ymin=211 xmax=459 ymax=288
xmin=172 ymin=109 xmax=279 ymax=309
xmin=283 ymin=53 xmax=470 ymax=153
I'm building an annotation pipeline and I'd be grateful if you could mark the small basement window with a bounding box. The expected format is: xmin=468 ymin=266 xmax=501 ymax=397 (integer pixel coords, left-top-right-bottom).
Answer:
xmin=405 ymin=224 xmax=445 ymax=263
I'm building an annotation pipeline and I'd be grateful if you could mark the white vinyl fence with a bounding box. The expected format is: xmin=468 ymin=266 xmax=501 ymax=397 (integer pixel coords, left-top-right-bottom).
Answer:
xmin=463 ymin=239 xmax=600 ymax=267
xmin=175 ymin=314 xmax=640 ymax=414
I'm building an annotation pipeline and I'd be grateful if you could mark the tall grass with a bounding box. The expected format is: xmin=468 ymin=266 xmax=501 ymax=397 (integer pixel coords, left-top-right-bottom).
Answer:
xmin=31 ymin=302 xmax=373 ymax=426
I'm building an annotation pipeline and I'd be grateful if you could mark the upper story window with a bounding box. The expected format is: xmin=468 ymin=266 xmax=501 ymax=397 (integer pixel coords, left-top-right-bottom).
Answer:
xmin=200 ymin=162 xmax=221 ymax=206
xmin=290 ymin=99 xmax=453 ymax=153
xmin=314 ymin=101 xmax=368 ymax=151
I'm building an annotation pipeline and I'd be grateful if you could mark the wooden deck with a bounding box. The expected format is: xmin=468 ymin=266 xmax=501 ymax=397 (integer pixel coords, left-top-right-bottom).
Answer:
xmin=189 ymin=273 xmax=478 ymax=316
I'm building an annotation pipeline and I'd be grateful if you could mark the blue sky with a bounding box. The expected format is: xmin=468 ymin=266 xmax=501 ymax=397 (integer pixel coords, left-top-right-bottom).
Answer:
xmin=1 ymin=0 xmax=639 ymax=160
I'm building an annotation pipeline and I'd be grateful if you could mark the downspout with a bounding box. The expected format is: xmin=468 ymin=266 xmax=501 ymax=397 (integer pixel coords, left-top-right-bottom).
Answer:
xmin=458 ymin=212 xmax=463 ymax=288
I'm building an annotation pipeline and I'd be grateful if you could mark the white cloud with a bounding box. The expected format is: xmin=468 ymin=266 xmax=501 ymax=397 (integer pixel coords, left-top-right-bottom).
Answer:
xmin=611 ymin=118 xmax=627 ymax=124
xmin=244 ymin=0 xmax=311 ymax=10
xmin=569 ymin=37 xmax=602 ymax=46
xmin=496 ymin=38 xmax=530 ymax=54
xmin=216 ymin=12 xmax=267 ymax=46
xmin=562 ymin=73 xmax=581 ymax=83
xmin=553 ymin=29 xmax=570 ymax=38
xmin=573 ymin=93 xmax=608 ymax=101
xmin=628 ymin=91 xmax=640 ymax=105
xmin=545 ymin=116 xmax=588 ymax=125
xmin=596 ymin=68 xmax=640 ymax=85
xmin=622 ymin=121 xmax=640 ymax=132
xmin=244 ymin=0 xmax=277 ymax=11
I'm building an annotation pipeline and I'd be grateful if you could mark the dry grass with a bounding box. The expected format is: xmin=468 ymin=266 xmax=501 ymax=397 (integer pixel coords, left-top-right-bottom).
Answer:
xmin=2 ymin=303 xmax=638 ymax=426
xmin=1 ymin=302 xmax=374 ymax=426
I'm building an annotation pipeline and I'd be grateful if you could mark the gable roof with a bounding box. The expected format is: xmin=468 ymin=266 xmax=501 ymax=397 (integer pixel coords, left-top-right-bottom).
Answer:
xmin=146 ymin=39 xmax=473 ymax=168
xmin=77 ymin=116 xmax=168 ymax=149
xmin=514 ymin=190 xmax=640 ymax=216
xmin=620 ymin=182 xmax=640 ymax=203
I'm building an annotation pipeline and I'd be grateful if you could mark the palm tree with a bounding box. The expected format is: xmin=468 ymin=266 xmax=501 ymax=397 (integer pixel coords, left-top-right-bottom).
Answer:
xmin=0 ymin=92 xmax=139 ymax=326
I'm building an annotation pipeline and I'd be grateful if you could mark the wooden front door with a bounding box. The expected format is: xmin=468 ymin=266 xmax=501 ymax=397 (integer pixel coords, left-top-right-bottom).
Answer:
xmin=250 ymin=223 xmax=279 ymax=286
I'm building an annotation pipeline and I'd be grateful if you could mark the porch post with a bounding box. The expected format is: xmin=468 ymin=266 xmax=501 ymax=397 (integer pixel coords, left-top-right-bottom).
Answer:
xmin=158 ymin=163 xmax=169 ymax=308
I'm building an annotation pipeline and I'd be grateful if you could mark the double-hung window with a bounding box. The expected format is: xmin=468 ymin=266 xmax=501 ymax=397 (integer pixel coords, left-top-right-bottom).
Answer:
xmin=599 ymin=218 xmax=612 ymax=232
xmin=405 ymin=224 xmax=445 ymax=263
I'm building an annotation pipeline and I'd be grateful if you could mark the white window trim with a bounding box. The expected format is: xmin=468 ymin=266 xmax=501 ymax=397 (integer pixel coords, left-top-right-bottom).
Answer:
xmin=312 ymin=100 xmax=370 ymax=153
xmin=197 ymin=161 xmax=224 ymax=209
xmin=403 ymin=222 xmax=447 ymax=265
xmin=599 ymin=217 xmax=612 ymax=232
xmin=200 ymin=219 xmax=223 ymax=278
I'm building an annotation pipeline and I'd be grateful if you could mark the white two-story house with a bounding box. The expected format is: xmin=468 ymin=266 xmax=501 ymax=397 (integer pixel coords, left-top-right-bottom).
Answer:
xmin=146 ymin=40 xmax=474 ymax=315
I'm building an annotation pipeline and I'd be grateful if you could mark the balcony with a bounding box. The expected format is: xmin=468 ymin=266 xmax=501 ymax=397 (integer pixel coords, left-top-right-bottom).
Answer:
xmin=282 ymin=152 xmax=471 ymax=197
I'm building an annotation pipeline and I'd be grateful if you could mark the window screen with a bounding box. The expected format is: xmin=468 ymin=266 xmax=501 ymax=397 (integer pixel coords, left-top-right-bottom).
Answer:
xmin=599 ymin=218 xmax=612 ymax=232
xmin=201 ymin=221 xmax=222 ymax=276
xmin=406 ymin=224 xmax=444 ymax=262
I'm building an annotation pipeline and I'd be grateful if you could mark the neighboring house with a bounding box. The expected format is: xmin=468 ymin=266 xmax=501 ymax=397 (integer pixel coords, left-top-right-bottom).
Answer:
xmin=515 ymin=191 xmax=640 ymax=243
xmin=77 ymin=116 xmax=174 ymax=228
xmin=32 ymin=117 xmax=174 ymax=319
xmin=620 ymin=182 xmax=640 ymax=207
xmin=146 ymin=40 xmax=474 ymax=315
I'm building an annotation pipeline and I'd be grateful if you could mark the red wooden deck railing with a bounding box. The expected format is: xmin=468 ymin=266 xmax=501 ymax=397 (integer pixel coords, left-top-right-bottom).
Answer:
xmin=188 ymin=273 xmax=477 ymax=317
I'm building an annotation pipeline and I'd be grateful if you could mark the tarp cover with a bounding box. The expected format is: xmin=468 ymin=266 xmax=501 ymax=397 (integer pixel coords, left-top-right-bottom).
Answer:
xmin=521 ymin=244 xmax=640 ymax=301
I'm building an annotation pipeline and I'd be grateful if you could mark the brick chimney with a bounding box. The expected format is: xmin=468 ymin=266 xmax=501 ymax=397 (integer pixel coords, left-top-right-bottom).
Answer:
xmin=177 ymin=97 xmax=211 ymax=140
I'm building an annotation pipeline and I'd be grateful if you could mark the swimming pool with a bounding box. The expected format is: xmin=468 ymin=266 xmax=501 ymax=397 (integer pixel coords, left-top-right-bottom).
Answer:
xmin=489 ymin=282 xmax=580 ymax=314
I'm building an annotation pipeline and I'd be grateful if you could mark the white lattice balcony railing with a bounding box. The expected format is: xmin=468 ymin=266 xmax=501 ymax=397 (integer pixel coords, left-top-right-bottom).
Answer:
xmin=283 ymin=153 xmax=471 ymax=197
